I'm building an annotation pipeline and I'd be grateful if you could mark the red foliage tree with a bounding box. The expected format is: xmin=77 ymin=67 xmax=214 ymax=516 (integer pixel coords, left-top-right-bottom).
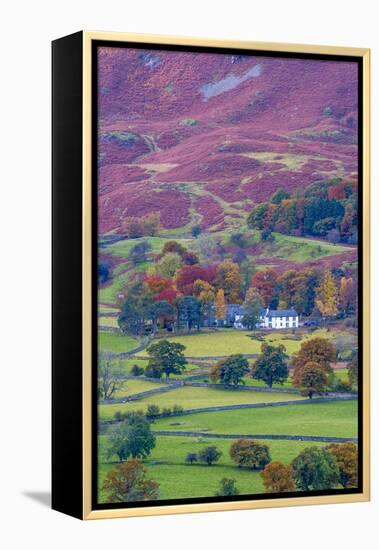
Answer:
xmin=176 ymin=265 xmax=217 ymax=295
xmin=251 ymin=269 xmax=278 ymax=307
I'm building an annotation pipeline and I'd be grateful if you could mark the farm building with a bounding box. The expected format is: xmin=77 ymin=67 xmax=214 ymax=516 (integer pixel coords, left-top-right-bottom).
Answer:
xmin=259 ymin=308 xmax=299 ymax=329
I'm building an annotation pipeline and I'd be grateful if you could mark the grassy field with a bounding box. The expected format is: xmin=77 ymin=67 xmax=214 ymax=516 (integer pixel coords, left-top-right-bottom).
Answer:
xmin=99 ymin=386 xmax=304 ymax=420
xmin=153 ymin=400 xmax=358 ymax=438
xmin=98 ymin=315 xmax=119 ymax=328
xmin=98 ymin=331 xmax=139 ymax=353
xmin=104 ymin=236 xmax=191 ymax=258
xmin=97 ymin=435 xmax=326 ymax=502
xmin=111 ymin=379 xmax=168 ymax=399
xmin=136 ymin=328 xmax=352 ymax=358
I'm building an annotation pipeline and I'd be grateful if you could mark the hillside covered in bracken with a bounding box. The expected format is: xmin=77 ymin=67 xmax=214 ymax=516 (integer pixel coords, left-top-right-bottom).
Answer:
xmin=97 ymin=46 xmax=358 ymax=235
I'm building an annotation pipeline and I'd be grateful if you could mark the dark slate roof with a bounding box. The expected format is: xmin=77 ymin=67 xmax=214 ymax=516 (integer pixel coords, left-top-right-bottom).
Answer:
xmin=227 ymin=304 xmax=245 ymax=315
xmin=261 ymin=308 xmax=298 ymax=318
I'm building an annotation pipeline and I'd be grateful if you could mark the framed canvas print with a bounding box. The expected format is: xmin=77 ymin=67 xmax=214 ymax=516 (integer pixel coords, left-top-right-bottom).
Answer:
xmin=52 ymin=31 xmax=370 ymax=520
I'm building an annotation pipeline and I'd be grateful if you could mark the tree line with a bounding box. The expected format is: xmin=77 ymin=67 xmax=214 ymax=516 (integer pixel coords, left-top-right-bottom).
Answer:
xmin=247 ymin=179 xmax=358 ymax=244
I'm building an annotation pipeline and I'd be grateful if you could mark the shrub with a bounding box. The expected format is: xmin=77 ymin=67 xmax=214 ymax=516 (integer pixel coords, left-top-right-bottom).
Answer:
xmin=198 ymin=446 xmax=222 ymax=466
xmin=215 ymin=478 xmax=239 ymax=496
xmin=146 ymin=405 xmax=160 ymax=418
xmin=185 ymin=452 xmax=198 ymax=465
xmin=161 ymin=407 xmax=172 ymax=416
xmin=130 ymin=364 xmax=144 ymax=376
xmin=173 ymin=404 xmax=184 ymax=413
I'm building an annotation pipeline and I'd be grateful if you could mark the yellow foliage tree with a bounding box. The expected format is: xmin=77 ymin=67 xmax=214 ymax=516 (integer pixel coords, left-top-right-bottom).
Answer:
xmin=315 ymin=270 xmax=338 ymax=319
xmin=215 ymin=289 xmax=227 ymax=322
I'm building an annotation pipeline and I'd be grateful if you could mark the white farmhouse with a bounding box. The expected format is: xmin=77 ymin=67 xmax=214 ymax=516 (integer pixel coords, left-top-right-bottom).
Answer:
xmin=259 ymin=308 xmax=299 ymax=329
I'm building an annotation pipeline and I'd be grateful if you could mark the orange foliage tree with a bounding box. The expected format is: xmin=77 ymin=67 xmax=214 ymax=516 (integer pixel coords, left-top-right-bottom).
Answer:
xmin=261 ymin=461 xmax=295 ymax=493
xmin=102 ymin=459 xmax=159 ymax=503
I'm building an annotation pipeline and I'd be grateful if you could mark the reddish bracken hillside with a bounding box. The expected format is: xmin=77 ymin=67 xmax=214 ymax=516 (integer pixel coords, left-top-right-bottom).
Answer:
xmin=97 ymin=47 xmax=358 ymax=234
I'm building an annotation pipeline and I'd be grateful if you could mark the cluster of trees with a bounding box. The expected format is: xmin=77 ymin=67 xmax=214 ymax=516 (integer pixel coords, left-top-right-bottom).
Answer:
xmin=118 ymin=265 xmax=356 ymax=338
xmin=121 ymin=212 xmax=161 ymax=238
xmin=208 ymin=337 xmax=357 ymax=394
xmin=184 ymin=438 xmax=358 ymax=496
xmin=247 ymin=179 xmax=358 ymax=244
xmin=251 ymin=266 xmax=356 ymax=318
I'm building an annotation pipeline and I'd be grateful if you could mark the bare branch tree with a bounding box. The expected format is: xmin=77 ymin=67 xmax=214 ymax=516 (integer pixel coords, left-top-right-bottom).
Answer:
xmin=98 ymin=353 xmax=126 ymax=401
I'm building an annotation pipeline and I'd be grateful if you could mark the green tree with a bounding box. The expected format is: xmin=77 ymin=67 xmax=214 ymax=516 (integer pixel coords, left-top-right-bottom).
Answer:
xmin=178 ymin=295 xmax=201 ymax=331
xmin=118 ymin=282 xmax=154 ymax=336
xmin=107 ymin=413 xmax=156 ymax=462
xmin=103 ymin=459 xmax=159 ymax=503
xmin=251 ymin=343 xmax=289 ymax=388
xmin=230 ymin=439 xmax=271 ymax=470
xmin=128 ymin=240 xmax=152 ymax=265
xmin=155 ymin=252 xmax=182 ymax=278
xmin=271 ymin=188 xmax=290 ymax=204
xmin=151 ymin=300 xmax=176 ymax=335
xmin=210 ymin=354 xmax=249 ymax=387
xmin=185 ymin=452 xmax=198 ymax=465
xmin=242 ymin=288 xmax=263 ymax=329
xmin=146 ymin=339 xmax=187 ymax=379
xmin=198 ymin=446 xmax=222 ymax=466
xmin=215 ymin=478 xmax=239 ymax=496
xmin=291 ymin=447 xmax=339 ymax=491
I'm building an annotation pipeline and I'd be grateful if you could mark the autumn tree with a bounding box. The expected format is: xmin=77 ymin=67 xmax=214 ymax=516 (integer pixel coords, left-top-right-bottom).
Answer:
xmin=182 ymin=250 xmax=199 ymax=265
xmin=251 ymin=343 xmax=289 ymax=388
xmin=243 ymin=287 xmax=263 ymax=329
xmin=339 ymin=276 xmax=356 ymax=315
xmin=324 ymin=442 xmax=358 ymax=488
xmin=102 ymin=459 xmax=159 ymax=503
xmin=158 ymin=240 xmax=186 ymax=259
xmin=210 ymin=354 xmax=249 ymax=387
xmin=146 ymin=339 xmax=187 ymax=379
xmin=291 ymin=447 xmax=339 ymax=491
xmin=144 ymin=274 xmax=172 ymax=295
xmin=230 ymin=439 xmax=271 ymax=470
xmin=198 ymin=446 xmax=222 ymax=466
xmin=176 ymin=265 xmax=216 ymax=295
xmin=216 ymin=260 xmax=242 ymax=303
xmin=292 ymin=338 xmax=336 ymax=373
xmin=107 ymin=413 xmax=156 ymax=462
xmin=261 ymin=461 xmax=295 ymax=493
xmin=347 ymin=351 xmax=358 ymax=387
xmin=277 ymin=268 xmax=320 ymax=315
xmin=251 ymin=269 xmax=278 ymax=307
xmin=315 ymin=270 xmax=338 ymax=320
xmin=122 ymin=213 xmax=161 ymax=238
xmin=215 ymin=478 xmax=239 ymax=497
xmin=154 ymin=252 xmax=182 ymax=278
xmin=292 ymin=361 xmax=329 ymax=398
xmin=193 ymin=279 xmax=216 ymax=326
xmin=98 ymin=353 xmax=126 ymax=400
xmin=215 ymin=289 xmax=227 ymax=324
